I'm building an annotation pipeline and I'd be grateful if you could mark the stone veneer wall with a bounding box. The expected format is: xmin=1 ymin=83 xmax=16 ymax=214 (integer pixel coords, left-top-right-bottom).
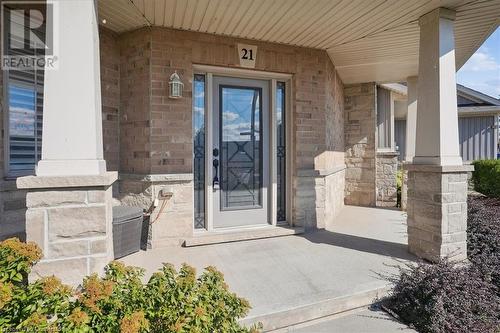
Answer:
xmin=401 ymin=167 xmax=409 ymax=210
xmin=344 ymin=83 xmax=377 ymax=206
xmin=18 ymin=173 xmax=116 ymax=286
xmin=375 ymin=152 xmax=399 ymax=207
xmin=406 ymin=165 xmax=471 ymax=262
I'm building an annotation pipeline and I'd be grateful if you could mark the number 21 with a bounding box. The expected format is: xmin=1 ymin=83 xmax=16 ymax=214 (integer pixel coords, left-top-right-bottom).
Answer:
xmin=241 ymin=48 xmax=254 ymax=60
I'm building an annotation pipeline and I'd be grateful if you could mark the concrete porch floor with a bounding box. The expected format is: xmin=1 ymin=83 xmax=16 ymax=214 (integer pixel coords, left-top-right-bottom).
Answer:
xmin=122 ymin=205 xmax=417 ymax=331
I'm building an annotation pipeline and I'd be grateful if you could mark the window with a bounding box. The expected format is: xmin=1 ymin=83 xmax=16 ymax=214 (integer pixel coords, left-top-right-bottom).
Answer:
xmin=376 ymin=87 xmax=394 ymax=151
xmin=276 ymin=82 xmax=286 ymax=222
xmin=193 ymin=74 xmax=206 ymax=229
xmin=3 ymin=7 xmax=45 ymax=177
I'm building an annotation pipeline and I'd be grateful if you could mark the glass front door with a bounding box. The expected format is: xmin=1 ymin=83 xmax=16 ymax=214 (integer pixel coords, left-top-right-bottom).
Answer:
xmin=212 ymin=76 xmax=269 ymax=228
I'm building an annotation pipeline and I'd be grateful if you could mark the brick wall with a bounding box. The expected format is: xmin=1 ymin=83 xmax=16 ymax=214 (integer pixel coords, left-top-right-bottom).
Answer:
xmin=0 ymin=26 xmax=347 ymax=246
xmin=114 ymin=27 xmax=346 ymax=242
xmin=100 ymin=27 xmax=120 ymax=171
xmin=118 ymin=28 xmax=152 ymax=175
xmin=344 ymin=83 xmax=377 ymax=206
xmin=146 ymin=28 xmax=345 ymax=175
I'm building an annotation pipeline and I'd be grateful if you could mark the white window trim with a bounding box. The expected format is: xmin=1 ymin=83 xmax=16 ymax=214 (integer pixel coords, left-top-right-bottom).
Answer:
xmin=376 ymin=88 xmax=396 ymax=153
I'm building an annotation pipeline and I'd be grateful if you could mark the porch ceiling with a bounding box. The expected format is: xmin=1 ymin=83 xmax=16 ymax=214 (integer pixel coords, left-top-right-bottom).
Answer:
xmin=98 ymin=0 xmax=500 ymax=84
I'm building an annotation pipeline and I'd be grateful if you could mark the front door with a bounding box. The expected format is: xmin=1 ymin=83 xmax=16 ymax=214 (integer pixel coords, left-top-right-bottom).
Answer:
xmin=212 ymin=76 xmax=269 ymax=228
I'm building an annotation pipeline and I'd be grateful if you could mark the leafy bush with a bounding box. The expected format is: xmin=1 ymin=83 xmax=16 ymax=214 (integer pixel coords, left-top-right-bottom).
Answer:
xmin=384 ymin=194 xmax=500 ymax=333
xmin=384 ymin=261 xmax=500 ymax=333
xmin=471 ymin=159 xmax=500 ymax=198
xmin=396 ymin=169 xmax=403 ymax=208
xmin=0 ymin=238 xmax=258 ymax=333
xmin=467 ymin=195 xmax=500 ymax=291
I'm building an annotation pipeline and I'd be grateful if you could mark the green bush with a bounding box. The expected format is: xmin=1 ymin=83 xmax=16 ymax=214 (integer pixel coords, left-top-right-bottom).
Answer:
xmin=471 ymin=159 xmax=500 ymax=198
xmin=396 ymin=169 xmax=403 ymax=208
xmin=0 ymin=238 xmax=259 ymax=333
xmin=384 ymin=195 xmax=500 ymax=333
xmin=384 ymin=261 xmax=500 ymax=333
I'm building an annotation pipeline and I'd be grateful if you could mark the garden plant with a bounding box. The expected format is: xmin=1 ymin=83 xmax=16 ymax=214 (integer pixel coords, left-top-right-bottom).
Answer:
xmin=384 ymin=192 xmax=500 ymax=333
xmin=0 ymin=238 xmax=259 ymax=333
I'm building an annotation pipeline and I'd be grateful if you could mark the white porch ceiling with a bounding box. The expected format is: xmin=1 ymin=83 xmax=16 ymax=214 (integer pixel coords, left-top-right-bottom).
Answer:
xmin=98 ymin=0 xmax=500 ymax=84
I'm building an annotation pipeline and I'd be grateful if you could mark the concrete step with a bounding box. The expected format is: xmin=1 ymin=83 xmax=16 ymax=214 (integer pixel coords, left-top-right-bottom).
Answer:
xmin=184 ymin=225 xmax=305 ymax=247
xmin=270 ymin=306 xmax=416 ymax=333
xmin=240 ymin=286 xmax=391 ymax=332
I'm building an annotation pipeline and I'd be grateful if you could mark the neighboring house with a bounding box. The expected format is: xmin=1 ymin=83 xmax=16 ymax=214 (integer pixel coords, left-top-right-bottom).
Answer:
xmin=0 ymin=0 xmax=498 ymax=285
xmin=391 ymin=84 xmax=500 ymax=162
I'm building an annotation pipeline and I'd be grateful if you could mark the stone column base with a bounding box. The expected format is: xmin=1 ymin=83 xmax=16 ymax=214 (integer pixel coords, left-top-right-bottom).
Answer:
xmin=17 ymin=172 xmax=117 ymax=286
xmin=376 ymin=151 xmax=399 ymax=207
xmin=406 ymin=164 xmax=473 ymax=262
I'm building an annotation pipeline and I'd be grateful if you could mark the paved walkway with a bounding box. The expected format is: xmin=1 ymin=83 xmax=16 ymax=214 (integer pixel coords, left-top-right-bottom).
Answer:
xmin=281 ymin=307 xmax=416 ymax=332
xmin=122 ymin=206 xmax=416 ymax=331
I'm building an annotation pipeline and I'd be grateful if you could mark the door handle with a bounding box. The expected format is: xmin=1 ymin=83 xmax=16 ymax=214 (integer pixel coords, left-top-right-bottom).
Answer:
xmin=213 ymin=158 xmax=220 ymax=189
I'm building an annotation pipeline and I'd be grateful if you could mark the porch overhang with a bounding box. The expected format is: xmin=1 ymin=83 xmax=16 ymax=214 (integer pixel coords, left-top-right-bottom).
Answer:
xmin=98 ymin=0 xmax=500 ymax=84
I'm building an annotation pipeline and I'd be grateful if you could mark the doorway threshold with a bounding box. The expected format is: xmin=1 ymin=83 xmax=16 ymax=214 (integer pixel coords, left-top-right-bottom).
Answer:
xmin=184 ymin=225 xmax=304 ymax=247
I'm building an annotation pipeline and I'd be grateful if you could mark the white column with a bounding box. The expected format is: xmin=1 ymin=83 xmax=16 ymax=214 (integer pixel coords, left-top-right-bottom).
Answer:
xmin=407 ymin=8 xmax=471 ymax=262
xmin=36 ymin=0 xmax=106 ymax=176
xmin=413 ymin=8 xmax=462 ymax=166
xmin=405 ymin=76 xmax=417 ymax=162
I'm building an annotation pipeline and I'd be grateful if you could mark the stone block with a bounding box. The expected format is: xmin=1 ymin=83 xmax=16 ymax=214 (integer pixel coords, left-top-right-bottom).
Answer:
xmin=90 ymin=239 xmax=108 ymax=254
xmin=25 ymin=209 xmax=45 ymax=252
xmin=30 ymin=258 xmax=88 ymax=286
xmin=444 ymin=213 xmax=467 ymax=233
xmin=48 ymin=206 xmax=107 ymax=241
xmin=48 ymin=240 xmax=89 ymax=259
xmin=446 ymin=203 xmax=462 ymax=214
xmin=27 ymin=190 xmax=87 ymax=208
xmin=87 ymin=190 xmax=106 ymax=203
xmin=89 ymin=256 xmax=112 ymax=276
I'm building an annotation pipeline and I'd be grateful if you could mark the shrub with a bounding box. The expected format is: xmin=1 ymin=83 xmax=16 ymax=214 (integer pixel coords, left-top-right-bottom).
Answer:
xmin=384 ymin=261 xmax=500 ymax=333
xmin=0 ymin=238 xmax=258 ymax=333
xmin=385 ymin=194 xmax=500 ymax=333
xmin=467 ymin=195 xmax=500 ymax=291
xmin=396 ymin=169 xmax=403 ymax=208
xmin=471 ymin=159 xmax=500 ymax=198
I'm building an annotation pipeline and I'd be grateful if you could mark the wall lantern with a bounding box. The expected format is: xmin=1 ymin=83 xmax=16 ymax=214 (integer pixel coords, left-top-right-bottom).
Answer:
xmin=169 ymin=71 xmax=184 ymax=99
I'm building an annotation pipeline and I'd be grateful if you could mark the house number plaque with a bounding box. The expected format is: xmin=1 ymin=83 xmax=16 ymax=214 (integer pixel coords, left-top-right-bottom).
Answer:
xmin=237 ymin=43 xmax=257 ymax=68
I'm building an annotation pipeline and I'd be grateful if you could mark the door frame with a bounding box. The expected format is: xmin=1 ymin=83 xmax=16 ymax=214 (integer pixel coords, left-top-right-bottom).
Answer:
xmin=193 ymin=64 xmax=293 ymax=233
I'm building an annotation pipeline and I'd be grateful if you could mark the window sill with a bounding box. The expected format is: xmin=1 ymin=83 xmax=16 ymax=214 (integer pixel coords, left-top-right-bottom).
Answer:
xmin=376 ymin=150 xmax=399 ymax=157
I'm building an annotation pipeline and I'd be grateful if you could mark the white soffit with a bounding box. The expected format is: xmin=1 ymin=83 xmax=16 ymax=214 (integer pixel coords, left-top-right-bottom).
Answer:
xmin=98 ymin=0 xmax=500 ymax=84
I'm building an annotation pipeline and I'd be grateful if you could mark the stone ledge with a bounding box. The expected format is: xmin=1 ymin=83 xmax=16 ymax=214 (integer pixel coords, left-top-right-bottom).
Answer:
xmin=376 ymin=150 xmax=399 ymax=157
xmin=17 ymin=171 xmax=118 ymax=189
xmin=241 ymin=286 xmax=391 ymax=331
xmin=119 ymin=173 xmax=193 ymax=182
xmin=297 ymin=165 xmax=346 ymax=178
xmin=405 ymin=164 xmax=474 ymax=173
xmin=184 ymin=226 xmax=305 ymax=247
